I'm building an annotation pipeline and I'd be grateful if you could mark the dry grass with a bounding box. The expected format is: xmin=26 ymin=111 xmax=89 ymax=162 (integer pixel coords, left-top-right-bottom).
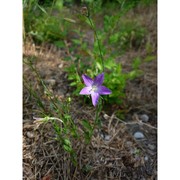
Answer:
xmin=23 ymin=111 xmax=157 ymax=179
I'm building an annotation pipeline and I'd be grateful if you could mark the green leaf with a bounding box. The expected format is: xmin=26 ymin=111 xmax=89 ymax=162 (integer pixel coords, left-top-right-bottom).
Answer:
xmin=82 ymin=119 xmax=93 ymax=131
xmin=70 ymin=82 xmax=77 ymax=86
xmin=72 ymin=39 xmax=81 ymax=45
xmin=63 ymin=138 xmax=71 ymax=146
xmin=132 ymin=57 xmax=141 ymax=69
xmin=63 ymin=144 xmax=72 ymax=153
xmin=36 ymin=4 xmax=48 ymax=15
xmin=64 ymin=114 xmax=71 ymax=120
xmin=63 ymin=18 xmax=76 ymax=24
xmin=96 ymin=61 xmax=103 ymax=71
xmin=144 ymin=55 xmax=156 ymax=62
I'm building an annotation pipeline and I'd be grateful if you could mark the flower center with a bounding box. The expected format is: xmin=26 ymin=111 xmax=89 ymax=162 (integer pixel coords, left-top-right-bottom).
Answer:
xmin=91 ymin=85 xmax=98 ymax=92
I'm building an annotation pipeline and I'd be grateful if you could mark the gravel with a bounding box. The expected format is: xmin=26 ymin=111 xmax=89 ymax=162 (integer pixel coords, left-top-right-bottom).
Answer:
xmin=134 ymin=131 xmax=145 ymax=139
xmin=140 ymin=114 xmax=149 ymax=122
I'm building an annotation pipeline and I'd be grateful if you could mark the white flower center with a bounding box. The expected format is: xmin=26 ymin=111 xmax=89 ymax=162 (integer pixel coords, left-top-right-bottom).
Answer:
xmin=91 ymin=85 xmax=98 ymax=92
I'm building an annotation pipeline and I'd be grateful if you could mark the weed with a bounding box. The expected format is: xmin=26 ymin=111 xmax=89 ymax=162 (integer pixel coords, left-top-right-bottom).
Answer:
xmin=65 ymin=8 xmax=145 ymax=105
xmin=23 ymin=58 xmax=79 ymax=165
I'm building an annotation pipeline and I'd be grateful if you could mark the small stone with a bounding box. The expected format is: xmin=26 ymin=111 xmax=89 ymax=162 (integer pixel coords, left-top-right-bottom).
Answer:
xmin=99 ymin=132 xmax=111 ymax=141
xmin=27 ymin=131 xmax=34 ymax=139
xmin=148 ymin=144 xmax=155 ymax=150
xmin=104 ymin=134 xmax=111 ymax=141
xmin=100 ymin=133 xmax=104 ymax=139
xmin=126 ymin=141 xmax=133 ymax=147
xmin=140 ymin=114 xmax=149 ymax=122
xmin=134 ymin=132 xmax=145 ymax=139
xmin=103 ymin=114 xmax=109 ymax=120
xmin=46 ymin=79 xmax=56 ymax=86
xmin=144 ymin=156 xmax=149 ymax=161
xmin=58 ymin=63 xmax=63 ymax=68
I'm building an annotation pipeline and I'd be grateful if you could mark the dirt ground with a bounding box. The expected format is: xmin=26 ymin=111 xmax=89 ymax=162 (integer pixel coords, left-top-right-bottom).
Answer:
xmin=23 ymin=4 xmax=157 ymax=180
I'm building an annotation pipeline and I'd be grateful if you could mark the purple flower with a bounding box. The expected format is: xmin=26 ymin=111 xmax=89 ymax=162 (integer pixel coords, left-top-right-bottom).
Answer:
xmin=80 ymin=73 xmax=112 ymax=106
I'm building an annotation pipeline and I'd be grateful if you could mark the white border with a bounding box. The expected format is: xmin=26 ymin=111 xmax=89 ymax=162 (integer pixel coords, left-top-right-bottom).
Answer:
xmin=1 ymin=0 xmax=180 ymax=179
xmin=158 ymin=0 xmax=180 ymax=179
xmin=0 ymin=1 xmax=22 ymax=179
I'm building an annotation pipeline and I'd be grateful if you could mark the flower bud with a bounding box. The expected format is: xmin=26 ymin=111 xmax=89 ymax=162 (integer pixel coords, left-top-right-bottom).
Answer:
xmin=81 ymin=6 xmax=89 ymax=17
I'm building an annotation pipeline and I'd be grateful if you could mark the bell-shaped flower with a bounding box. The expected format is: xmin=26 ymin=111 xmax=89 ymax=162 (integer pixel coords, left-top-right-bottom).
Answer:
xmin=80 ymin=73 xmax=112 ymax=106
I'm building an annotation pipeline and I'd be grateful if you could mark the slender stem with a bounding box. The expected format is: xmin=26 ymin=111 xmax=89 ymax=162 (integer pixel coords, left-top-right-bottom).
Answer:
xmin=94 ymin=98 xmax=102 ymax=129
xmin=87 ymin=17 xmax=104 ymax=72
xmin=24 ymin=59 xmax=62 ymax=117
xmin=50 ymin=0 xmax=56 ymax=16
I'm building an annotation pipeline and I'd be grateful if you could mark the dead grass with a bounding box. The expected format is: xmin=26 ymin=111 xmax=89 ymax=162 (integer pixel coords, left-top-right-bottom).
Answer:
xmin=23 ymin=111 xmax=157 ymax=179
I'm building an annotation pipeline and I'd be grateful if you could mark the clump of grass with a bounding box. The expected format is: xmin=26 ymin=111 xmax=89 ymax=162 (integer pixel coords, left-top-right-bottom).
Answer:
xmin=23 ymin=57 xmax=80 ymax=164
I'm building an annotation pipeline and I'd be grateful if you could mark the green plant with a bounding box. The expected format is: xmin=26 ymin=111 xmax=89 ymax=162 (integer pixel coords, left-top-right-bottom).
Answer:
xmin=65 ymin=10 xmax=144 ymax=105
xmin=23 ymin=56 xmax=107 ymax=164
xmin=126 ymin=57 xmax=143 ymax=80
xmin=23 ymin=0 xmax=71 ymax=44
xmin=23 ymin=58 xmax=79 ymax=165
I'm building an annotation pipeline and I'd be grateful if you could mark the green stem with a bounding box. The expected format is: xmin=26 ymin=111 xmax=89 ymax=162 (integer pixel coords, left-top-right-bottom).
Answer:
xmin=24 ymin=59 xmax=62 ymax=118
xmin=94 ymin=98 xmax=102 ymax=130
xmin=87 ymin=17 xmax=105 ymax=72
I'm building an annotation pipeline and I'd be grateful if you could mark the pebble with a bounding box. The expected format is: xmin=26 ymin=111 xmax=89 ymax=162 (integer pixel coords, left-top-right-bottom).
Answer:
xmin=144 ymin=155 xmax=149 ymax=161
xmin=100 ymin=132 xmax=111 ymax=141
xmin=27 ymin=131 xmax=34 ymax=139
xmin=104 ymin=134 xmax=111 ymax=141
xmin=46 ymin=79 xmax=56 ymax=86
xmin=58 ymin=63 xmax=63 ymax=69
xmin=134 ymin=132 xmax=145 ymax=139
xmin=148 ymin=144 xmax=156 ymax=150
xmin=126 ymin=141 xmax=133 ymax=147
xmin=100 ymin=133 xmax=104 ymax=139
xmin=140 ymin=114 xmax=149 ymax=122
xmin=103 ymin=114 xmax=109 ymax=120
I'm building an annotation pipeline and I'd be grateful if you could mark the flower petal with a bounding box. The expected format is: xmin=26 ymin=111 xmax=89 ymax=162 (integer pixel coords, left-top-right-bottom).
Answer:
xmin=91 ymin=92 xmax=100 ymax=106
xmin=98 ymin=85 xmax=112 ymax=95
xmin=93 ymin=73 xmax=104 ymax=86
xmin=80 ymin=87 xmax=92 ymax=95
xmin=82 ymin=74 xmax=93 ymax=86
